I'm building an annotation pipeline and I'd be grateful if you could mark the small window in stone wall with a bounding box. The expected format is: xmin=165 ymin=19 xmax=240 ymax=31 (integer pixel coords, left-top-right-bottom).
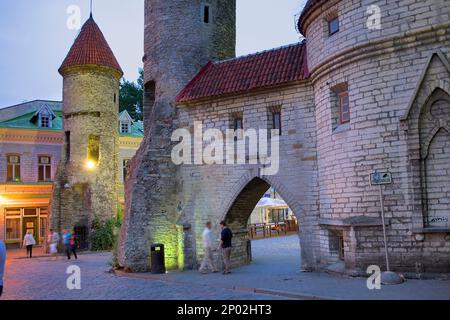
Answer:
xmin=323 ymin=11 xmax=339 ymax=37
xmin=267 ymin=106 xmax=282 ymax=136
xmin=328 ymin=230 xmax=345 ymax=260
xmin=330 ymin=83 xmax=350 ymax=132
xmin=231 ymin=113 xmax=244 ymax=141
xmin=87 ymin=135 xmax=100 ymax=164
xmin=328 ymin=16 xmax=339 ymax=36
xmin=339 ymin=92 xmax=350 ymax=124
xmin=203 ymin=4 xmax=211 ymax=24
xmin=65 ymin=131 xmax=71 ymax=162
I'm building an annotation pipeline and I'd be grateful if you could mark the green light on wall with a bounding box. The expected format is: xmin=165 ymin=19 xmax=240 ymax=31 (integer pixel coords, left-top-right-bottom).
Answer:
xmin=152 ymin=223 xmax=184 ymax=271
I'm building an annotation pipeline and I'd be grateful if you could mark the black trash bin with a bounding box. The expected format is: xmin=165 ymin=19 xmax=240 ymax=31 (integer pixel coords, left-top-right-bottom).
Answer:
xmin=151 ymin=243 xmax=166 ymax=274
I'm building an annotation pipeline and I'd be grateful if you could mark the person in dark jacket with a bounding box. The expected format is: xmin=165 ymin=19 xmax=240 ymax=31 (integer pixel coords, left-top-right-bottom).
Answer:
xmin=219 ymin=221 xmax=233 ymax=274
xmin=69 ymin=230 xmax=78 ymax=260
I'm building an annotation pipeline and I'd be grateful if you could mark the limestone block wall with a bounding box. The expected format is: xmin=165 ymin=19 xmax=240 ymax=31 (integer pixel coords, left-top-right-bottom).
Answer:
xmin=177 ymin=82 xmax=320 ymax=271
xmin=304 ymin=0 xmax=450 ymax=272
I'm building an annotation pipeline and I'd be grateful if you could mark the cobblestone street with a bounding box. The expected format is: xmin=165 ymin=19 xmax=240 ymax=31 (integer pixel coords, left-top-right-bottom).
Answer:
xmin=1 ymin=252 xmax=277 ymax=300
xmin=1 ymin=236 xmax=450 ymax=300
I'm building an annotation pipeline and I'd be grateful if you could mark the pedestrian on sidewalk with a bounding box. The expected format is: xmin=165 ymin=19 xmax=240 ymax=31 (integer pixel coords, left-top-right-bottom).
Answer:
xmin=49 ymin=229 xmax=60 ymax=258
xmin=0 ymin=240 xmax=6 ymax=297
xmin=219 ymin=221 xmax=233 ymax=275
xmin=199 ymin=222 xmax=218 ymax=274
xmin=63 ymin=230 xmax=72 ymax=260
xmin=69 ymin=230 xmax=78 ymax=260
xmin=23 ymin=231 xmax=36 ymax=259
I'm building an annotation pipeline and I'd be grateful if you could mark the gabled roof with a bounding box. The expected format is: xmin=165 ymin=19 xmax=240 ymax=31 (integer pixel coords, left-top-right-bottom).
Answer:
xmin=119 ymin=110 xmax=134 ymax=123
xmin=59 ymin=16 xmax=123 ymax=76
xmin=176 ymin=42 xmax=309 ymax=103
xmin=30 ymin=104 xmax=57 ymax=123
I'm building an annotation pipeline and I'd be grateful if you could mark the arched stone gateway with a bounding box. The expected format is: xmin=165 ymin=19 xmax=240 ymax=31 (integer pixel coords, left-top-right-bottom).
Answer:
xmin=220 ymin=176 xmax=305 ymax=270
xmin=119 ymin=0 xmax=450 ymax=274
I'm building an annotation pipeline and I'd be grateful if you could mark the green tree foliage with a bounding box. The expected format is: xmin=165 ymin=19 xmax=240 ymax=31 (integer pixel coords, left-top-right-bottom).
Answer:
xmin=91 ymin=213 xmax=123 ymax=252
xmin=119 ymin=68 xmax=144 ymax=121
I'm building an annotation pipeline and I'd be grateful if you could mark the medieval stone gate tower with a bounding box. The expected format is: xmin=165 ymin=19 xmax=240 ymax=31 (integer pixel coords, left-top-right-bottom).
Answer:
xmin=118 ymin=0 xmax=236 ymax=271
xmin=52 ymin=16 xmax=123 ymax=245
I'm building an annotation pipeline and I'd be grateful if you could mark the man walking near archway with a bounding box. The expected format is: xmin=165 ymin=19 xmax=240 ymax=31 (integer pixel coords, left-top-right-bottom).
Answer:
xmin=199 ymin=222 xmax=218 ymax=274
xmin=219 ymin=221 xmax=233 ymax=275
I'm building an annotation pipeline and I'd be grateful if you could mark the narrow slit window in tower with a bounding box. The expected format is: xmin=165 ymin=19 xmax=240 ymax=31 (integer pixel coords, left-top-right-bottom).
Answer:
xmin=203 ymin=5 xmax=211 ymax=24
xmin=65 ymin=131 xmax=71 ymax=161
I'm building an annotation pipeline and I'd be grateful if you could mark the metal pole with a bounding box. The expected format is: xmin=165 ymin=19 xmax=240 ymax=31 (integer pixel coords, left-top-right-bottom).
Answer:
xmin=379 ymin=184 xmax=390 ymax=272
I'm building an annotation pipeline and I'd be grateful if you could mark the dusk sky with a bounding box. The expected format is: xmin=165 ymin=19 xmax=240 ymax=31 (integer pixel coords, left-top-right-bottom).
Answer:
xmin=0 ymin=0 xmax=307 ymax=108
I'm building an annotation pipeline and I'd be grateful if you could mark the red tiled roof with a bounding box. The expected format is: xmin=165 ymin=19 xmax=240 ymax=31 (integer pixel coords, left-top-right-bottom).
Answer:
xmin=297 ymin=0 xmax=327 ymax=34
xmin=59 ymin=16 xmax=123 ymax=75
xmin=176 ymin=42 xmax=309 ymax=103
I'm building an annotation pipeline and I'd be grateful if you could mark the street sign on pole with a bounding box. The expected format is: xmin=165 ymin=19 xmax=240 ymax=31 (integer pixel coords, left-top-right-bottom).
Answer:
xmin=370 ymin=171 xmax=392 ymax=186
xmin=370 ymin=170 xmax=403 ymax=285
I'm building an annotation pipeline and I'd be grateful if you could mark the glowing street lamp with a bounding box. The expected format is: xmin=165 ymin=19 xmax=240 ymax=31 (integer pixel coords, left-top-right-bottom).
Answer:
xmin=85 ymin=159 xmax=97 ymax=171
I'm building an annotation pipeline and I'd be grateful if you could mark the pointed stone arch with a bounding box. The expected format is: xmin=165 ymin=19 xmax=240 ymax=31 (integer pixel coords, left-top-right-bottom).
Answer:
xmin=402 ymin=51 xmax=450 ymax=231
xmin=422 ymin=128 xmax=450 ymax=228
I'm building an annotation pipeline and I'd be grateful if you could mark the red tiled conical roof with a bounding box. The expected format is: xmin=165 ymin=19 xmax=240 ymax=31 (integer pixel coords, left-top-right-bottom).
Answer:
xmin=59 ymin=16 xmax=123 ymax=76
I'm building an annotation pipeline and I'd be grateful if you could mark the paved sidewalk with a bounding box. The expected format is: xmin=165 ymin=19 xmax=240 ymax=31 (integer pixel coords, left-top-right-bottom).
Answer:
xmin=117 ymin=236 xmax=450 ymax=300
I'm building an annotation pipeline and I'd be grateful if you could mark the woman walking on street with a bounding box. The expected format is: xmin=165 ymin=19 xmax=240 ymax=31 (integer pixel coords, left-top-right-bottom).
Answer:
xmin=23 ymin=231 xmax=36 ymax=259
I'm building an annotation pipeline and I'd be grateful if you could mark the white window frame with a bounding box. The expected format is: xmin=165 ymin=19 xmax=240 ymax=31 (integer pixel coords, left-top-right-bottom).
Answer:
xmin=38 ymin=110 xmax=52 ymax=128
xmin=120 ymin=121 xmax=131 ymax=134
xmin=7 ymin=155 xmax=21 ymax=182
xmin=38 ymin=156 xmax=52 ymax=182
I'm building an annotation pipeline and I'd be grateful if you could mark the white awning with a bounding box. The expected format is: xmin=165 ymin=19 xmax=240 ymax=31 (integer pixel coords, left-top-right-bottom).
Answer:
xmin=255 ymin=197 xmax=288 ymax=208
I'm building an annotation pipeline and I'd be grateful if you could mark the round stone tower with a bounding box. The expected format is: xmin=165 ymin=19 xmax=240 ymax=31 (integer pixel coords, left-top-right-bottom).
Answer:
xmin=52 ymin=15 xmax=123 ymax=247
xmin=119 ymin=0 xmax=236 ymax=271
xmin=298 ymin=0 xmax=450 ymax=273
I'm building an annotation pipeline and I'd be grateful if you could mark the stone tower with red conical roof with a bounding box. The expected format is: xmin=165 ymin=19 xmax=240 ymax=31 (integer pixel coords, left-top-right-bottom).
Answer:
xmin=51 ymin=15 xmax=123 ymax=247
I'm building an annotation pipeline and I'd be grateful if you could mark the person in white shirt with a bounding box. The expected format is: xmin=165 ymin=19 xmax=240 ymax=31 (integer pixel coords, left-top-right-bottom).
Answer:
xmin=49 ymin=229 xmax=60 ymax=258
xmin=23 ymin=231 xmax=36 ymax=259
xmin=199 ymin=222 xmax=218 ymax=274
